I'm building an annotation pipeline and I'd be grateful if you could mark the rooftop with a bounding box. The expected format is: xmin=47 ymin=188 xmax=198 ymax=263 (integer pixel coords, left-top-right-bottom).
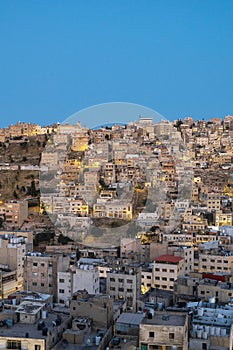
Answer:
xmin=141 ymin=312 xmax=186 ymax=326
xmin=154 ymin=255 xmax=183 ymax=264
xmin=116 ymin=312 xmax=144 ymax=326
xmin=0 ymin=309 xmax=70 ymax=339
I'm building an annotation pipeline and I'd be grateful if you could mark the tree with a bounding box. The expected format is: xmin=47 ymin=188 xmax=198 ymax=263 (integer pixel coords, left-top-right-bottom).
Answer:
xmin=58 ymin=234 xmax=74 ymax=244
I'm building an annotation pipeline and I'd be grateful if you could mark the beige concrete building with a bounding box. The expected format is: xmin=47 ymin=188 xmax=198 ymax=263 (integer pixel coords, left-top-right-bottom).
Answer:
xmin=0 ymin=200 xmax=28 ymax=228
xmin=190 ymin=306 xmax=233 ymax=350
xmin=0 ymin=301 xmax=71 ymax=350
xmin=23 ymin=253 xmax=70 ymax=300
xmin=215 ymin=210 xmax=232 ymax=226
xmin=93 ymin=199 xmax=133 ymax=220
xmin=0 ymin=269 xmax=18 ymax=299
xmin=106 ymin=267 xmax=141 ymax=312
xmin=198 ymin=252 xmax=233 ymax=274
xmin=167 ymin=245 xmax=194 ymax=275
xmin=70 ymin=289 xmax=114 ymax=329
xmin=153 ymin=255 xmax=184 ymax=291
xmin=207 ymin=192 xmax=221 ymax=211
xmin=139 ymin=312 xmax=188 ymax=350
xmin=0 ymin=234 xmax=31 ymax=290
xmin=71 ymin=262 xmax=99 ymax=295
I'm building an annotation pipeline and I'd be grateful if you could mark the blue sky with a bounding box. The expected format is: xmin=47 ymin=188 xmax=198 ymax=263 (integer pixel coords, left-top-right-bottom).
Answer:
xmin=0 ymin=0 xmax=232 ymax=128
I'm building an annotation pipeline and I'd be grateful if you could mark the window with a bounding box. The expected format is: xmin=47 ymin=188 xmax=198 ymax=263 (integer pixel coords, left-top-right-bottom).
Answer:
xmin=162 ymin=269 xmax=167 ymax=272
xmin=35 ymin=346 xmax=41 ymax=350
xmin=110 ymin=277 xmax=115 ymax=282
xmin=162 ymin=277 xmax=167 ymax=281
xmin=41 ymin=283 xmax=44 ymax=287
xmin=169 ymin=333 xmax=174 ymax=340
xmin=155 ymin=268 xmax=160 ymax=271
xmin=7 ymin=341 xmax=21 ymax=349
xmin=32 ymin=282 xmax=37 ymax=286
xmin=170 ymin=278 xmax=174 ymax=281
xmin=119 ymin=278 xmax=124 ymax=283
xmin=127 ymin=288 xmax=133 ymax=293
xmin=119 ymin=287 xmax=124 ymax=292
xmin=170 ymin=269 xmax=175 ymax=273
xmin=33 ymin=262 xmax=38 ymax=267
xmin=127 ymin=279 xmax=133 ymax=283
xmin=149 ymin=331 xmax=154 ymax=338
xmin=59 ymin=289 xmax=64 ymax=293
xmin=110 ymin=287 xmax=115 ymax=291
xmin=59 ymin=278 xmax=65 ymax=283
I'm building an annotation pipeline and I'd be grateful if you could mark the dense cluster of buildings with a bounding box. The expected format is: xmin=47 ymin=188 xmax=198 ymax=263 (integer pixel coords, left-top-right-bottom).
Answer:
xmin=0 ymin=115 xmax=232 ymax=349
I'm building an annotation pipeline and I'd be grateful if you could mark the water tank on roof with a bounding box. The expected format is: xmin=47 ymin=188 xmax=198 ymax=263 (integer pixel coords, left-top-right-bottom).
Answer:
xmin=95 ymin=336 xmax=101 ymax=345
xmin=202 ymin=331 xmax=208 ymax=339
xmin=42 ymin=310 xmax=47 ymax=319
xmin=192 ymin=324 xmax=197 ymax=332
xmin=220 ymin=328 xmax=226 ymax=336
xmin=158 ymin=302 xmax=163 ymax=311
xmin=210 ymin=327 xmax=215 ymax=336
xmin=209 ymin=296 xmax=215 ymax=304
xmin=197 ymin=330 xmax=202 ymax=339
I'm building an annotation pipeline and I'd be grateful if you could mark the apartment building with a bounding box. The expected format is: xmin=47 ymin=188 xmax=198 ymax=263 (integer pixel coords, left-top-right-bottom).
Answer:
xmin=0 ymin=200 xmax=28 ymax=228
xmin=207 ymin=192 xmax=221 ymax=211
xmin=71 ymin=260 xmax=99 ymax=295
xmin=23 ymin=253 xmax=70 ymax=300
xmin=93 ymin=199 xmax=133 ymax=220
xmin=70 ymin=289 xmax=114 ymax=329
xmin=190 ymin=305 xmax=233 ymax=350
xmin=167 ymin=244 xmax=194 ymax=275
xmin=153 ymin=255 xmax=184 ymax=291
xmin=106 ymin=267 xmax=141 ymax=311
xmin=0 ymin=269 xmax=18 ymax=299
xmin=141 ymin=269 xmax=153 ymax=294
xmin=198 ymin=252 xmax=233 ymax=274
xmin=0 ymin=234 xmax=31 ymax=290
xmin=215 ymin=209 xmax=232 ymax=226
xmin=198 ymin=241 xmax=233 ymax=274
xmin=139 ymin=312 xmax=188 ymax=350
xmin=57 ymin=271 xmax=72 ymax=305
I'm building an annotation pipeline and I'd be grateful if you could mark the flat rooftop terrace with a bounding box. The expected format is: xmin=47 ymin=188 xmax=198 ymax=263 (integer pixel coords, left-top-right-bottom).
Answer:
xmin=141 ymin=312 xmax=186 ymax=326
